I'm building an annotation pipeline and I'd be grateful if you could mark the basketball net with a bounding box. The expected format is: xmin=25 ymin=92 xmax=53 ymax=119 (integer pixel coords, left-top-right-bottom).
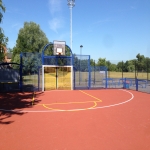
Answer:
xmin=56 ymin=52 xmax=62 ymax=56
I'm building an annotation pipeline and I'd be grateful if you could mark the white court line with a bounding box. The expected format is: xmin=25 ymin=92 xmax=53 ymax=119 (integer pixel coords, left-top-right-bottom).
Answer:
xmin=90 ymin=89 xmax=134 ymax=110
xmin=0 ymin=89 xmax=134 ymax=113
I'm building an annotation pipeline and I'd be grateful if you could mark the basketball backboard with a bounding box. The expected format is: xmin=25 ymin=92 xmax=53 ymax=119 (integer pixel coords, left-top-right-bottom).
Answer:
xmin=53 ymin=41 xmax=66 ymax=56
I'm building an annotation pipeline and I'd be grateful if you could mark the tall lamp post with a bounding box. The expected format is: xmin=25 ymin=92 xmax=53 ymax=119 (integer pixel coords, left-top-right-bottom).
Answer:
xmin=80 ymin=45 xmax=83 ymax=55
xmin=79 ymin=45 xmax=83 ymax=85
xmin=67 ymin=0 xmax=75 ymax=51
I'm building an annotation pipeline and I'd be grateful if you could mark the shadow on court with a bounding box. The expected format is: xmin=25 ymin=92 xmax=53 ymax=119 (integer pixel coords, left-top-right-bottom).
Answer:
xmin=0 ymin=92 xmax=42 ymax=124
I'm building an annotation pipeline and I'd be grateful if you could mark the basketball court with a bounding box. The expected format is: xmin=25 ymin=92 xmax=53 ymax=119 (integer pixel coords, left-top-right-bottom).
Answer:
xmin=0 ymin=89 xmax=150 ymax=150
xmin=0 ymin=41 xmax=150 ymax=149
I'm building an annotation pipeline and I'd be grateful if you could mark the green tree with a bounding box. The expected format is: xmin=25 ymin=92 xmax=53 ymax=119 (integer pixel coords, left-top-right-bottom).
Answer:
xmin=145 ymin=57 xmax=150 ymax=73
xmin=12 ymin=21 xmax=49 ymax=60
xmin=0 ymin=0 xmax=5 ymax=23
xmin=116 ymin=61 xmax=123 ymax=72
xmin=0 ymin=0 xmax=8 ymax=62
xmin=109 ymin=64 xmax=117 ymax=71
xmin=97 ymin=58 xmax=106 ymax=66
xmin=90 ymin=59 xmax=95 ymax=66
xmin=126 ymin=60 xmax=135 ymax=72
xmin=12 ymin=22 xmax=49 ymax=73
xmin=136 ymin=53 xmax=145 ymax=72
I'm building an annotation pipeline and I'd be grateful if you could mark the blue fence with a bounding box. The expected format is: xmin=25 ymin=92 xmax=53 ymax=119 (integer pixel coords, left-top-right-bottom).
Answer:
xmin=73 ymin=54 xmax=91 ymax=89
xmin=1 ymin=50 xmax=149 ymax=93
xmin=20 ymin=52 xmax=42 ymax=92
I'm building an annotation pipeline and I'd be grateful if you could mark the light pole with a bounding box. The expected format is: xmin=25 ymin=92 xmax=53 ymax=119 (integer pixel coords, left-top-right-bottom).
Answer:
xmin=67 ymin=0 xmax=75 ymax=51
xmin=80 ymin=45 xmax=83 ymax=55
xmin=79 ymin=45 xmax=83 ymax=85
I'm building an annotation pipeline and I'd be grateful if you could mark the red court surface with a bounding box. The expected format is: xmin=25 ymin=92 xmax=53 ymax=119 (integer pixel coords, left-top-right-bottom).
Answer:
xmin=0 ymin=89 xmax=150 ymax=150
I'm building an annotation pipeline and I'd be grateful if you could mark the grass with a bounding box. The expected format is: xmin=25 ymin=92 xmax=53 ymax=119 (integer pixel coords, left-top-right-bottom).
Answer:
xmin=22 ymin=71 xmax=150 ymax=89
xmin=108 ymin=71 xmax=149 ymax=79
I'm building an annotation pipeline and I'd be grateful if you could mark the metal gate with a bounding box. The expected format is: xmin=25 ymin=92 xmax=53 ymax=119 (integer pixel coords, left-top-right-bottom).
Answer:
xmin=43 ymin=66 xmax=72 ymax=90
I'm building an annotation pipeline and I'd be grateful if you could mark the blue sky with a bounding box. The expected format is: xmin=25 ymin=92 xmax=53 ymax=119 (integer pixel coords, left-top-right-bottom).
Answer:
xmin=1 ymin=0 xmax=150 ymax=62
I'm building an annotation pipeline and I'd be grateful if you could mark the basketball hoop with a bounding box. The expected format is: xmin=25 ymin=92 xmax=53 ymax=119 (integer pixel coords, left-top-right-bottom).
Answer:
xmin=53 ymin=41 xmax=65 ymax=56
xmin=56 ymin=52 xmax=62 ymax=56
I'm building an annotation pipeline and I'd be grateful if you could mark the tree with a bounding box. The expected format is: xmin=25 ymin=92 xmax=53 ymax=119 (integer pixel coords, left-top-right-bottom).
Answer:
xmin=12 ymin=21 xmax=49 ymax=60
xmin=90 ymin=59 xmax=95 ymax=66
xmin=12 ymin=21 xmax=49 ymax=73
xmin=97 ymin=58 xmax=106 ymax=66
xmin=109 ymin=64 xmax=117 ymax=71
xmin=0 ymin=0 xmax=5 ymax=23
xmin=136 ymin=53 xmax=145 ymax=72
xmin=0 ymin=0 xmax=8 ymax=62
xmin=105 ymin=60 xmax=111 ymax=71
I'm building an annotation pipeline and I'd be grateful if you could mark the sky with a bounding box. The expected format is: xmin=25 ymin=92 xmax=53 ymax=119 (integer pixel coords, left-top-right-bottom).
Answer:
xmin=1 ymin=0 xmax=150 ymax=62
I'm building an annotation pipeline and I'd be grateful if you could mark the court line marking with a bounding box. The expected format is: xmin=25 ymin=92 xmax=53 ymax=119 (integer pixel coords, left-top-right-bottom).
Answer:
xmin=0 ymin=89 xmax=134 ymax=113
xmin=35 ymin=90 xmax=102 ymax=110
xmin=42 ymin=101 xmax=97 ymax=112
xmin=90 ymin=89 xmax=134 ymax=110
xmin=36 ymin=100 xmax=101 ymax=106
xmin=79 ymin=90 xmax=102 ymax=102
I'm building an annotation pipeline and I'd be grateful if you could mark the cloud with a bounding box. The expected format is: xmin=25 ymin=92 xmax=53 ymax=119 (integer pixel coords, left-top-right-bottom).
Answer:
xmin=130 ymin=6 xmax=137 ymax=10
xmin=93 ymin=19 xmax=113 ymax=25
xmin=11 ymin=23 xmax=23 ymax=31
xmin=48 ymin=0 xmax=65 ymax=33
xmin=6 ymin=8 xmax=26 ymax=15
xmin=49 ymin=0 xmax=62 ymax=15
xmin=88 ymin=19 xmax=113 ymax=32
xmin=49 ymin=18 xmax=64 ymax=33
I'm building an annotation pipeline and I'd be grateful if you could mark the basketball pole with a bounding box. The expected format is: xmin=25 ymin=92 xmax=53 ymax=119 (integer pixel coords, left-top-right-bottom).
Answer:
xmin=67 ymin=0 xmax=75 ymax=51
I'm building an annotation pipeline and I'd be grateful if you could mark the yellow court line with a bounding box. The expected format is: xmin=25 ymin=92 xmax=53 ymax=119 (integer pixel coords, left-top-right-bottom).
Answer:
xmin=79 ymin=90 xmax=102 ymax=102
xmin=42 ymin=101 xmax=97 ymax=111
xmin=37 ymin=100 xmax=101 ymax=106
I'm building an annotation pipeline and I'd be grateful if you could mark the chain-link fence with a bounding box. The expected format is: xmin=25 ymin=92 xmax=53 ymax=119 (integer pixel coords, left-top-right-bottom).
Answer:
xmin=91 ymin=59 xmax=150 ymax=93
xmin=2 ymin=52 xmax=149 ymax=93
xmin=21 ymin=52 xmax=42 ymax=92
xmin=73 ymin=54 xmax=90 ymax=89
xmin=0 ymin=63 xmax=20 ymax=92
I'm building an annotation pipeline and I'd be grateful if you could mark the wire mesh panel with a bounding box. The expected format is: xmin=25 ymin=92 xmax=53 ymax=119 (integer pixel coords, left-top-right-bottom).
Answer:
xmin=21 ymin=52 xmax=42 ymax=92
xmin=136 ymin=79 xmax=150 ymax=93
xmin=43 ymin=56 xmax=72 ymax=66
xmin=38 ymin=67 xmax=42 ymax=91
xmin=0 ymin=67 xmax=20 ymax=92
xmin=90 ymin=66 xmax=107 ymax=88
xmin=73 ymin=55 xmax=90 ymax=89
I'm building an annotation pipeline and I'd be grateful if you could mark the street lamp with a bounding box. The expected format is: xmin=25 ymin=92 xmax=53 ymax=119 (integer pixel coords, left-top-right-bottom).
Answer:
xmin=80 ymin=45 xmax=83 ymax=55
xmin=67 ymin=0 xmax=75 ymax=50
xmin=79 ymin=45 xmax=83 ymax=85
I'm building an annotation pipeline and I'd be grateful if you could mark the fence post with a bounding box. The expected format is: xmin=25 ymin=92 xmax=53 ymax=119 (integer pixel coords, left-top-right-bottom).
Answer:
xmin=73 ymin=67 xmax=75 ymax=90
xmin=135 ymin=60 xmax=137 ymax=79
xmin=147 ymin=59 xmax=148 ymax=81
xmin=124 ymin=78 xmax=126 ymax=89
xmin=136 ymin=78 xmax=138 ymax=91
xmin=19 ymin=53 xmax=23 ymax=92
xmin=94 ymin=60 xmax=95 ymax=84
xmin=105 ymin=68 xmax=108 ymax=88
xmin=38 ymin=66 xmax=40 ymax=91
xmin=122 ymin=61 xmax=123 ymax=79
xmin=88 ymin=55 xmax=91 ymax=89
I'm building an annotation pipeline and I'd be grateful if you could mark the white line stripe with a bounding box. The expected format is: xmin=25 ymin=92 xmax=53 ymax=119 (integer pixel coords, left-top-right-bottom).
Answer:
xmin=0 ymin=89 xmax=134 ymax=113
xmin=89 ymin=89 xmax=134 ymax=110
